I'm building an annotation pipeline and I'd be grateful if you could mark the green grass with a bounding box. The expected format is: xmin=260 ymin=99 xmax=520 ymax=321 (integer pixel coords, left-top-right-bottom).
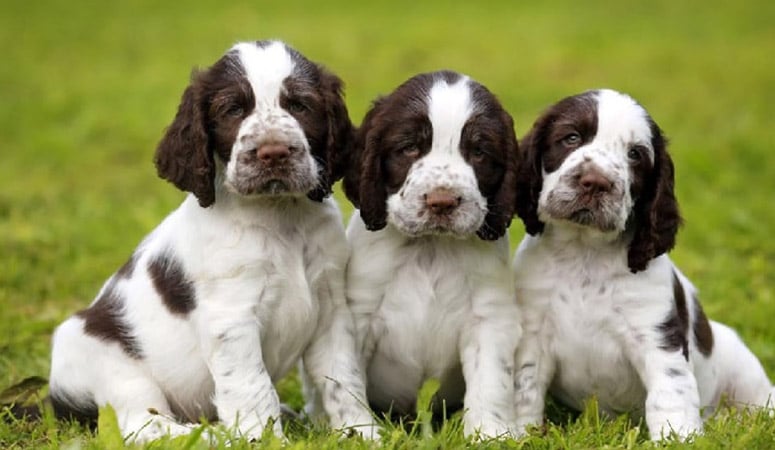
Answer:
xmin=1 ymin=0 xmax=774 ymax=448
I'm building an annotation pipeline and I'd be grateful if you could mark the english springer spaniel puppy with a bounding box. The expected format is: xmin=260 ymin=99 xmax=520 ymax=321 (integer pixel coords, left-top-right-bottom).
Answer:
xmin=48 ymin=40 xmax=378 ymax=442
xmin=512 ymin=89 xmax=775 ymax=440
xmin=342 ymin=71 xmax=522 ymax=438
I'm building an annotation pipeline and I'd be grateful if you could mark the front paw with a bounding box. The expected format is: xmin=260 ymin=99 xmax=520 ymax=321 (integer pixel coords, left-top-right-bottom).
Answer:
xmin=235 ymin=415 xmax=285 ymax=442
xmin=348 ymin=420 xmax=382 ymax=441
xmin=463 ymin=413 xmax=517 ymax=440
xmin=647 ymin=412 xmax=701 ymax=441
xmin=512 ymin=416 xmax=543 ymax=438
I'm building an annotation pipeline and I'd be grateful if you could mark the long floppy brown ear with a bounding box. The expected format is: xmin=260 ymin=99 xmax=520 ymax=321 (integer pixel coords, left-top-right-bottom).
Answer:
xmin=627 ymin=120 xmax=682 ymax=273
xmin=154 ymin=72 xmax=215 ymax=207
xmin=343 ymin=99 xmax=389 ymax=230
xmin=477 ymin=110 xmax=519 ymax=240
xmin=514 ymin=114 xmax=549 ymax=236
xmin=307 ymin=68 xmax=355 ymax=202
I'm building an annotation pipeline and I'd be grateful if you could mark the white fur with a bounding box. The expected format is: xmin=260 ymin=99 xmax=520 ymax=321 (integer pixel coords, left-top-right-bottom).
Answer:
xmin=349 ymin=77 xmax=521 ymax=438
xmin=513 ymin=89 xmax=774 ymax=440
xmin=49 ymin=41 xmax=377 ymax=443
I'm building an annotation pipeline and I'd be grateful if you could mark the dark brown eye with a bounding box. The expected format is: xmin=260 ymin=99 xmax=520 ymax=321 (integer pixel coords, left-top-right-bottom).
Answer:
xmin=286 ymin=99 xmax=307 ymax=113
xmin=402 ymin=146 xmax=420 ymax=158
xmin=470 ymin=147 xmax=486 ymax=161
xmin=226 ymin=104 xmax=245 ymax=117
xmin=561 ymin=132 xmax=582 ymax=148
xmin=628 ymin=145 xmax=645 ymax=162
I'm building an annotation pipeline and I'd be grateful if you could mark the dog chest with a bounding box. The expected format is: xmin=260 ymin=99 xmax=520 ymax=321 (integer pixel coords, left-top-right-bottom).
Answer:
xmin=364 ymin=242 xmax=476 ymax=411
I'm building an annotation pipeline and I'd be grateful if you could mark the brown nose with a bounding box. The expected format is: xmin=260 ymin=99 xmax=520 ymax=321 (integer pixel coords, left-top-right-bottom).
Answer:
xmin=256 ymin=143 xmax=290 ymax=165
xmin=579 ymin=167 xmax=613 ymax=194
xmin=425 ymin=189 xmax=462 ymax=215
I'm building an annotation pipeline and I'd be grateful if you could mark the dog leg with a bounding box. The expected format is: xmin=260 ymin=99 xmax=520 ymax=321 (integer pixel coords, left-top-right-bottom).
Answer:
xmin=637 ymin=348 xmax=702 ymax=440
xmin=303 ymin=280 xmax=380 ymax=440
xmin=200 ymin=311 xmax=283 ymax=441
xmin=460 ymin=287 xmax=522 ymax=439
xmin=513 ymin=326 xmax=554 ymax=437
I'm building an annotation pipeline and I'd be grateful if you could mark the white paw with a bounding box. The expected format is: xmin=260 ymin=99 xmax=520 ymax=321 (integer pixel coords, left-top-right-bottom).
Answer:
xmin=464 ymin=415 xmax=517 ymax=440
xmin=350 ymin=421 xmax=382 ymax=441
xmin=648 ymin=414 xmax=701 ymax=441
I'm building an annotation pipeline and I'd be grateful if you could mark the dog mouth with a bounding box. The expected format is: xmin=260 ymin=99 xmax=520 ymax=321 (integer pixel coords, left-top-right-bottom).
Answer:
xmin=259 ymin=179 xmax=290 ymax=194
xmin=389 ymin=210 xmax=484 ymax=238
xmin=569 ymin=208 xmax=595 ymax=225
xmin=542 ymin=192 xmax=623 ymax=232
xmin=561 ymin=206 xmax=620 ymax=232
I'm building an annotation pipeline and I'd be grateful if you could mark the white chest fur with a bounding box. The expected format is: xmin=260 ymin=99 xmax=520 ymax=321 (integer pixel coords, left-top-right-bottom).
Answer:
xmin=513 ymin=231 xmax=672 ymax=416
xmin=346 ymin=213 xmax=518 ymax=414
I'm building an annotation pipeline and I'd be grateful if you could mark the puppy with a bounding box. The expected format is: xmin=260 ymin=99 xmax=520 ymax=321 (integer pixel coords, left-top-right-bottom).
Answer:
xmin=511 ymin=88 xmax=775 ymax=440
xmin=48 ymin=40 xmax=378 ymax=442
xmin=342 ymin=71 xmax=522 ymax=438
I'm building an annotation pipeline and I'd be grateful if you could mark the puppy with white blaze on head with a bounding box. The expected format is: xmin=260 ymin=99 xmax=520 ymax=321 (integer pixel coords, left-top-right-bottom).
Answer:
xmin=343 ymin=71 xmax=522 ymax=439
xmin=47 ymin=40 xmax=379 ymax=443
xmin=511 ymin=89 xmax=775 ymax=440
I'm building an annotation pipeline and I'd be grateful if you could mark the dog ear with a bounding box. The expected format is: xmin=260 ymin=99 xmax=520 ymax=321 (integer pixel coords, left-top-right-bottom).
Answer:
xmin=307 ymin=67 xmax=355 ymax=202
xmin=344 ymin=98 xmax=389 ymax=230
xmin=476 ymin=109 xmax=519 ymax=240
xmin=154 ymin=71 xmax=215 ymax=207
xmin=627 ymin=121 xmax=681 ymax=273
xmin=514 ymin=112 xmax=550 ymax=236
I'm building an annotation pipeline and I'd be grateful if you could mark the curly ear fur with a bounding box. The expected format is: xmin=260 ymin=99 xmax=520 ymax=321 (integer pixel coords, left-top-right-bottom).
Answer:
xmin=627 ymin=121 xmax=682 ymax=273
xmin=476 ymin=109 xmax=519 ymax=240
xmin=514 ymin=114 xmax=550 ymax=236
xmin=343 ymin=98 xmax=389 ymax=230
xmin=154 ymin=72 xmax=215 ymax=207
xmin=306 ymin=68 xmax=355 ymax=202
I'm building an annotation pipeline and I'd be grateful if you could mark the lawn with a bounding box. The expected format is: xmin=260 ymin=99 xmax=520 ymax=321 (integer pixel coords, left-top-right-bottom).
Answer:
xmin=1 ymin=0 xmax=774 ymax=448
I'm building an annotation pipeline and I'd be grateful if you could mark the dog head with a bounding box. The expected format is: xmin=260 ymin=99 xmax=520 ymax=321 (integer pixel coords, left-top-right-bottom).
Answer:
xmin=154 ymin=40 xmax=353 ymax=206
xmin=515 ymin=89 xmax=681 ymax=272
xmin=344 ymin=71 xmax=518 ymax=240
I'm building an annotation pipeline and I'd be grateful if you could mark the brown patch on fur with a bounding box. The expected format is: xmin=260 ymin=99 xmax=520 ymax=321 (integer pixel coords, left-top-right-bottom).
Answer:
xmin=692 ymin=294 xmax=714 ymax=356
xmin=116 ymin=253 xmax=139 ymax=279
xmin=77 ymin=279 xmax=142 ymax=359
xmin=50 ymin=390 xmax=98 ymax=428
xmin=658 ymin=271 xmax=689 ymax=360
xmin=147 ymin=253 xmax=196 ymax=316
xmin=626 ymin=118 xmax=682 ymax=273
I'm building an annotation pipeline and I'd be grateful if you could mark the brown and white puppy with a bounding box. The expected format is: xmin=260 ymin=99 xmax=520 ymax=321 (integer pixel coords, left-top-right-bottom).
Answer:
xmin=343 ymin=71 xmax=522 ymax=438
xmin=48 ymin=40 xmax=378 ymax=442
xmin=512 ymin=89 xmax=775 ymax=440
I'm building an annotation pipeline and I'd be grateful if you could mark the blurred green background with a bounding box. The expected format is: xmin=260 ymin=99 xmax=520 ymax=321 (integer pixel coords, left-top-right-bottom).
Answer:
xmin=1 ymin=0 xmax=773 ymax=406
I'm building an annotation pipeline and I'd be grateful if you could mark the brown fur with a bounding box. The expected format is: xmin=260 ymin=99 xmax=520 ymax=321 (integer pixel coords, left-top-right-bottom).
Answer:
xmin=626 ymin=118 xmax=682 ymax=272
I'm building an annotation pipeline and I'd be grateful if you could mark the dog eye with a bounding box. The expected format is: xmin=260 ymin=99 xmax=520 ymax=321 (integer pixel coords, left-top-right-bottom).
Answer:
xmin=402 ymin=146 xmax=420 ymax=158
xmin=628 ymin=146 xmax=644 ymax=162
xmin=561 ymin=132 xmax=582 ymax=148
xmin=226 ymin=104 xmax=245 ymax=117
xmin=286 ymin=100 xmax=308 ymax=113
xmin=470 ymin=147 xmax=487 ymax=161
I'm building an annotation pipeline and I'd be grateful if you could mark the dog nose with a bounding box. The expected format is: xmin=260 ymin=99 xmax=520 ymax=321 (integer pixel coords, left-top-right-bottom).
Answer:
xmin=424 ymin=189 xmax=462 ymax=215
xmin=579 ymin=167 xmax=613 ymax=194
xmin=256 ymin=143 xmax=290 ymax=164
